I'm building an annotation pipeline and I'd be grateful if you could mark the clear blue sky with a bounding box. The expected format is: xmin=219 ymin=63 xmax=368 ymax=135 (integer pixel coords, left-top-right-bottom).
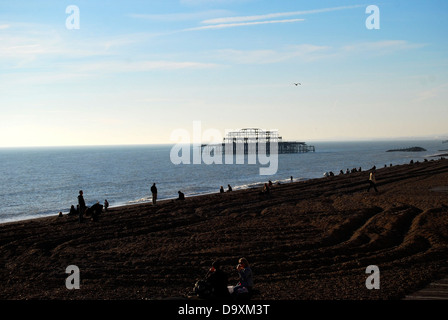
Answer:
xmin=1 ymin=0 xmax=447 ymax=147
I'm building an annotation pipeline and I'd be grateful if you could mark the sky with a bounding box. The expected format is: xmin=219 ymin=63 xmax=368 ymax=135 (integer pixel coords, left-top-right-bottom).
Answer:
xmin=1 ymin=0 xmax=447 ymax=147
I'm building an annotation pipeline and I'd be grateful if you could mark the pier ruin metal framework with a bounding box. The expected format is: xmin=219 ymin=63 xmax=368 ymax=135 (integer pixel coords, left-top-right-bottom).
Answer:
xmin=201 ymin=128 xmax=315 ymax=155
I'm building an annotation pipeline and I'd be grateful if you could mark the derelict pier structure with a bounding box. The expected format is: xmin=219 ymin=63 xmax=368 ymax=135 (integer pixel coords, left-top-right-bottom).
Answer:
xmin=201 ymin=128 xmax=315 ymax=155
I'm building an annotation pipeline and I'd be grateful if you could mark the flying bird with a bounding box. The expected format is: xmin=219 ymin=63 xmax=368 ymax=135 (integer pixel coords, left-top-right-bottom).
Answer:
xmin=294 ymin=83 xmax=301 ymax=86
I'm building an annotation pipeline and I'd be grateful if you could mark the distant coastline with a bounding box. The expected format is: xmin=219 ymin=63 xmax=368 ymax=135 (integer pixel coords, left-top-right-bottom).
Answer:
xmin=386 ymin=146 xmax=426 ymax=152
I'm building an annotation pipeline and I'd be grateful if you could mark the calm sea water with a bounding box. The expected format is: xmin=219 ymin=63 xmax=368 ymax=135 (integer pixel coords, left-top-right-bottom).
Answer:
xmin=0 ymin=140 xmax=445 ymax=224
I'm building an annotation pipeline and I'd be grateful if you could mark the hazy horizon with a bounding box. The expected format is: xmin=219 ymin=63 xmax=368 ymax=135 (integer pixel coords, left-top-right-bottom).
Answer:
xmin=1 ymin=134 xmax=447 ymax=149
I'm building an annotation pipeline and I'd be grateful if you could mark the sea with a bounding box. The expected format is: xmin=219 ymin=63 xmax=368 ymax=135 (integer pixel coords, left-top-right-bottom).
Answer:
xmin=0 ymin=140 xmax=446 ymax=224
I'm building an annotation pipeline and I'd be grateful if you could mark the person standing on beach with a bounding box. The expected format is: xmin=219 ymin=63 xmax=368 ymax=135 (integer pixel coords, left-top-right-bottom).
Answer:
xmin=151 ymin=183 xmax=157 ymax=205
xmin=78 ymin=190 xmax=86 ymax=223
xmin=367 ymin=171 xmax=378 ymax=193
xmin=220 ymin=186 xmax=224 ymax=193
xmin=227 ymin=184 xmax=232 ymax=192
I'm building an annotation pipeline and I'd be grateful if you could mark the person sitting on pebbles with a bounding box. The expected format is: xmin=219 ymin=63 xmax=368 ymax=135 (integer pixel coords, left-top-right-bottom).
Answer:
xmin=206 ymin=260 xmax=230 ymax=300
xmin=177 ymin=191 xmax=185 ymax=200
xmin=232 ymin=257 xmax=254 ymax=295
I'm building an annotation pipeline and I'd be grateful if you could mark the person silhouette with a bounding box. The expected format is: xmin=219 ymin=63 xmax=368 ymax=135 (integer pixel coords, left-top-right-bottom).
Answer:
xmin=205 ymin=260 xmax=230 ymax=300
xmin=78 ymin=190 xmax=86 ymax=223
xmin=233 ymin=257 xmax=254 ymax=295
xmin=151 ymin=183 xmax=157 ymax=205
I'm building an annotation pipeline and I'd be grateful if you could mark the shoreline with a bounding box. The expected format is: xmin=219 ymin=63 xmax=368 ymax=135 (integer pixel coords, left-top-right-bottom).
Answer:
xmin=1 ymin=158 xmax=448 ymax=300
xmin=2 ymin=141 xmax=445 ymax=226
xmin=0 ymin=156 xmax=443 ymax=226
xmin=0 ymin=176 xmax=307 ymax=226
